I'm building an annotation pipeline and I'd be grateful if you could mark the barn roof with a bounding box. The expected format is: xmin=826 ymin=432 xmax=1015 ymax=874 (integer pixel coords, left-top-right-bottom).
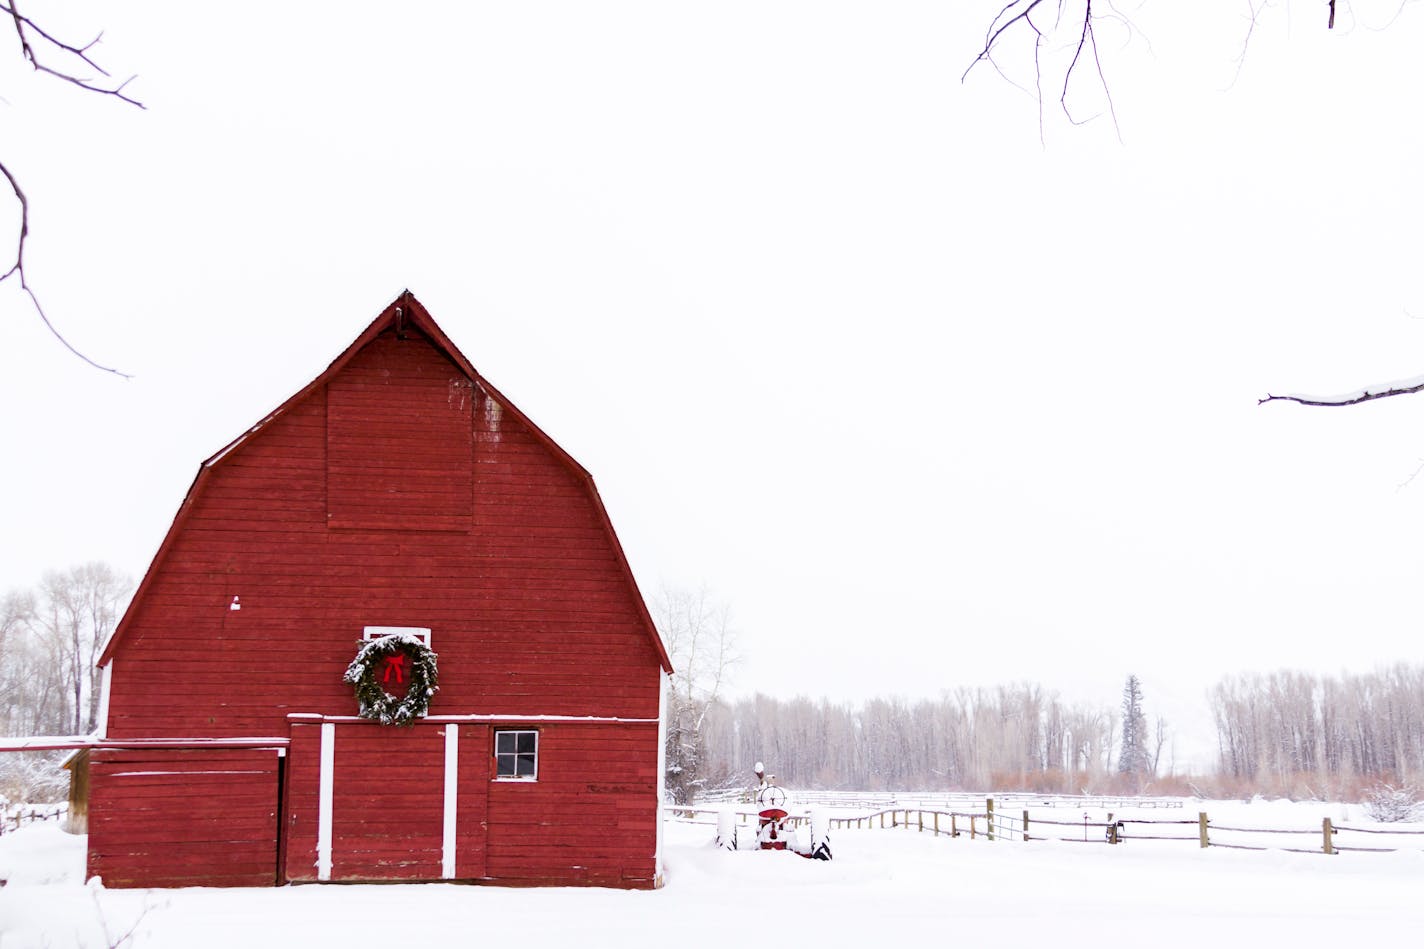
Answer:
xmin=99 ymin=290 xmax=672 ymax=673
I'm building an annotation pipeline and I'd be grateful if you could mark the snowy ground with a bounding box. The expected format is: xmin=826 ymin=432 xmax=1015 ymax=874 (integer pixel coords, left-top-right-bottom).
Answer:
xmin=2 ymin=799 xmax=1422 ymax=948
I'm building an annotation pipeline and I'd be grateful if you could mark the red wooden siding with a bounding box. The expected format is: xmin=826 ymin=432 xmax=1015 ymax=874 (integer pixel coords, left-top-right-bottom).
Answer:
xmin=87 ymin=747 xmax=281 ymax=888
xmin=454 ymin=723 xmax=491 ymax=880
xmin=281 ymin=725 xmax=322 ymax=882
xmin=485 ymin=721 xmax=659 ymax=887
xmin=280 ymin=720 xmax=653 ymax=887
xmin=327 ymin=335 xmax=474 ymax=531
xmin=105 ymin=326 xmax=661 ymax=738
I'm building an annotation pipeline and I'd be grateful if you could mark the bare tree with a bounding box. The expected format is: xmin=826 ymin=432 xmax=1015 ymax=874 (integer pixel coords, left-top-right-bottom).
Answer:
xmin=654 ymin=586 xmax=739 ymax=803
xmin=0 ymin=588 xmax=38 ymax=732
xmin=1151 ymin=714 xmax=1170 ymax=775
xmin=36 ymin=562 xmax=130 ymax=733
xmin=2 ymin=1 xmax=140 ymax=376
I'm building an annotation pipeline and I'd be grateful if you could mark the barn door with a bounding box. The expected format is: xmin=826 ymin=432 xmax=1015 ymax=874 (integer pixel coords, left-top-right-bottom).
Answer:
xmin=454 ymin=723 xmax=489 ymax=880
xmin=282 ymin=720 xmax=487 ymax=882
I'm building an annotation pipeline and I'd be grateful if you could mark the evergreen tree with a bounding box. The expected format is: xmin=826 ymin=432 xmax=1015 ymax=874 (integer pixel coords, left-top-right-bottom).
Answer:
xmin=1118 ymin=675 xmax=1150 ymax=781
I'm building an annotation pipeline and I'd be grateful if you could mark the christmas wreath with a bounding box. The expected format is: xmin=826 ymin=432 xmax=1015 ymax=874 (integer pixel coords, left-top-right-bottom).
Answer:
xmin=343 ymin=633 xmax=439 ymax=725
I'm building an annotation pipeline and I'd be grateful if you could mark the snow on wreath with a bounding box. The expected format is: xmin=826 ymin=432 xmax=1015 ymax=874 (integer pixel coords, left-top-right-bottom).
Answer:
xmin=343 ymin=633 xmax=440 ymax=725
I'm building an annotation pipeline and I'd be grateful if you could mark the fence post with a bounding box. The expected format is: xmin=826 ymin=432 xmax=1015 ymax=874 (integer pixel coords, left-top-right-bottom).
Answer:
xmin=934 ymin=811 xmax=939 ymax=836
xmin=880 ymin=812 xmax=885 ymax=829
xmin=951 ymin=813 xmax=958 ymax=837
xmin=986 ymin=797 xmax=995 ymax=841
xmin=1023 ymin=809 xmax=1030 ymax=842
xmin=1198 ymin=812 xmax=1209 ymax=849
xmin=918 ymin=810 xmax=923 ymax=833
xmin=1323 ymin=817 xmax=1335 ymax=855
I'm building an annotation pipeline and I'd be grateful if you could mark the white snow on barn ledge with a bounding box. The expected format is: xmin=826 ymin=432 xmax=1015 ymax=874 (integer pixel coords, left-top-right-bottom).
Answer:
xmin=3 ymin=799 xmax=1423 ymax=949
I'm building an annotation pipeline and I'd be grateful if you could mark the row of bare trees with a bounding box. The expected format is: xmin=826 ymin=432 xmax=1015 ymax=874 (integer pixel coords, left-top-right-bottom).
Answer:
xmin=1 ymin=563 xmax=131 ymax=737
xmin=1212 ymin=665 xmax=1424 ymax=794
xmin=684 ymin=664 xmax=1424 ymax=798
xmin=697 ymin=683 xmax=1170 ymax=794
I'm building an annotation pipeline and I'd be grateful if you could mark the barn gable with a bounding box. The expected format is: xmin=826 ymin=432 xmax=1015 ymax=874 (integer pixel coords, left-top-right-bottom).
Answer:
xmin=82 ymin=292 xmax=670 ymax=888
xmin=101 ymin=292 xmax=668 ymax=723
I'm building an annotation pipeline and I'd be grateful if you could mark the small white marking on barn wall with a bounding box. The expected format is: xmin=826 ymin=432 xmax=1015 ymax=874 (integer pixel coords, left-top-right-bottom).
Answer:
xmin=442 ymin=726 xmax=459 ymax=879
xmin=448 ymin=378 xmax=470 ymax=412
xmin=483 ymin=395 xmax=502 ymax=443
xmin=317 ymin=723 xmax=335 ymax=881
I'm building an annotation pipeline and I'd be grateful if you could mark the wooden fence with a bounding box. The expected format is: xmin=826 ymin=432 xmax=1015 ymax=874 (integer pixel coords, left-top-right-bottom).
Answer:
xmin=0 ymin=800 xmax=68 ymax=835
xmin=669 ymin=798 xmax=1424 ymax=856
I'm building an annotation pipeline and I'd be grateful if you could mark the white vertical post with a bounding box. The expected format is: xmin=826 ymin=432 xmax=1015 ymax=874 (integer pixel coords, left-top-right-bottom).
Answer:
xmin=317 ymin=722 xmax=335 ymax=881
xmin=96 ymin=661 xmax=113 ymax=738
xmin=655 ymin=671 xmax=668 ymax=885
xmin=442 ymin=725 xmax=459 ymax=879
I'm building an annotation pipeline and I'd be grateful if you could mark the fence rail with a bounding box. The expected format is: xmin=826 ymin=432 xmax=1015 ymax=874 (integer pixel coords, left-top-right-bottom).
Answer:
xmin=672 ymin=797 xmax=1424 ymax=856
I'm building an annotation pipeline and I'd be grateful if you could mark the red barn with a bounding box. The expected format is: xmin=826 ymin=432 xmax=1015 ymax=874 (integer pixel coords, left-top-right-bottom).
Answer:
xmin=79 ymin=292 xmax=672 ymax=888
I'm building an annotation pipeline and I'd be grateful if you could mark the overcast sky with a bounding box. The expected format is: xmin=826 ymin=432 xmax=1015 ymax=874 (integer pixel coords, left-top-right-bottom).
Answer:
xmin=2 ymin=3 xmax=1421 ymax=767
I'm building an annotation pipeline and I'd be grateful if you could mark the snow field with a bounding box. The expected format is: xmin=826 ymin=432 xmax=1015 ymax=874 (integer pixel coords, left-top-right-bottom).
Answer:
xmin=2 ymin=799 xmax=1422 ymax=949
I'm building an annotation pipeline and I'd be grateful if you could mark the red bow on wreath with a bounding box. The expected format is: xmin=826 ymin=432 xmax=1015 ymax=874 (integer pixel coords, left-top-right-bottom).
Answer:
xmin=381 ymin=652 xmax=411 ymax=685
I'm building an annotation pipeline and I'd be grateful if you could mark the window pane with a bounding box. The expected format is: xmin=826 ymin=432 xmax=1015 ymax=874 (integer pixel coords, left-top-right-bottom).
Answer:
xmin=496 ymin=754 xmax=516 ymax=777
xmin=517 ymin=732 xmax=536 ymax=754
xmin=516 ymin=754 xmax=536 ymax=777
xmin=496 ymin=732 xmax=516 ymax=755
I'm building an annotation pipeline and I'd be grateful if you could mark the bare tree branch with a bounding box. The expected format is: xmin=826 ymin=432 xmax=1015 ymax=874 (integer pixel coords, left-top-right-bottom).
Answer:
xmin=2 ymin=1 xmax=144 ymax=107
xmin=1259 ymin=377 xmax=1424 ymax=406
xmin=965 ymin=1 xmax=1123 ymax=138
xmin=969 ymin=0 xmax=1356 ymax=133
xmin=0 ymin=159 xmax=130 ymax=377
xmin=2 ymin=0 xmax=140 ymax=377
xmin=962 ymin=0 xmax=1049 ymax=84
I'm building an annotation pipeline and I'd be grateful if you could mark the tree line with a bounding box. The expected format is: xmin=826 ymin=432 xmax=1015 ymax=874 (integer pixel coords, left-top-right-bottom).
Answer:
xmin=694 ymin=681 xmax=1168 ymax=796
xmin=1 ymin=562 xmax=131 ymax=737
xmin=4 ymin=574 xmax=1422 ymax=805
xmin=679 ymin=664 xmax=1424 ymax=800
xmin=1212 ymin=665 xmax=1424 ymax=797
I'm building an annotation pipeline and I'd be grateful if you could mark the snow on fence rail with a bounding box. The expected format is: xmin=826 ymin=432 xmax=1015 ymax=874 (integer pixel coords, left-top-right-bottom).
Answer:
xmin=669 ymin=798 xmax=1424 ymax=856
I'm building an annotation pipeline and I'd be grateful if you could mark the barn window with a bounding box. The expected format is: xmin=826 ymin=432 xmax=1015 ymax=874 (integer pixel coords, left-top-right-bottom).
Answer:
xmin=362 ymin=626 xmax=432 ymax=647
xmin=494 ymin=730 xmax=538 ymax=780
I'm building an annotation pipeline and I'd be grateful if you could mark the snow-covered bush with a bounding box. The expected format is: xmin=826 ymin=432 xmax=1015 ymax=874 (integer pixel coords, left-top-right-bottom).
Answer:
xmin=0 ymin=750 xmax=70 ymax=804
xmin=1362 ymin=783 xmax=1421 ymax=823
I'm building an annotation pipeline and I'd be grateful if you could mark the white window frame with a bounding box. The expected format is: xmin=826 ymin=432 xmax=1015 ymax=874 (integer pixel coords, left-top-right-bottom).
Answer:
xmin=362 ymin=625 xmax=431 ymax=647
xmin=494 ymin=729 xmax=539 ymax=782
